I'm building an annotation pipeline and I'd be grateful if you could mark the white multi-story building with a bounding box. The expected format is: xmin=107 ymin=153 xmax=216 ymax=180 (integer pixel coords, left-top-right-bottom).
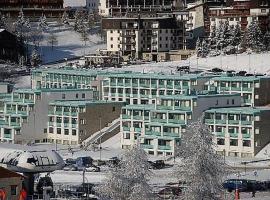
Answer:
xmin=102 ymin=15 xmax=187 ymax=60
xmin=64 ymin=0 xmax=99 ymax=12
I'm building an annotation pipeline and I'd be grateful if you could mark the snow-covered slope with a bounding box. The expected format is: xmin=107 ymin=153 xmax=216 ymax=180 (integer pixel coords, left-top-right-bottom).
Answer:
xmin=129 ymin=52 xmax=270 ymax=74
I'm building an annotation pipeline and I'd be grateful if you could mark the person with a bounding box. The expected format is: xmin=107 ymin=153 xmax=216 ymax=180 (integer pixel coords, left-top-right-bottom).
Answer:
xmin=252 ymin=187 xmax=256 ymax=198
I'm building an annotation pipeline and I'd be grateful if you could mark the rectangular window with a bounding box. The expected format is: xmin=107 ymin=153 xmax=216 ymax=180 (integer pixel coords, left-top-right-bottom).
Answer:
xmin=82 ymin=93 xmax=85 ymax=98
xmin=217 ymin=138 xmax=225 ymax=145
xmin=230 ymin=139 xmax=238 ymax=146
xmin=11 ymin=185 xmax=17 ymax=195
xmin=80 ymin=119 xmax=86 ymax=125
xmin=57 ymin=128 xmax=61 ymax=134
xmin=72 ymin=130 xmax=77 ymax=136
xmin=243 ymin=140 xmax=251 ymax=147
xmin=64 ymin=129 xmax=69 ymax=135
xmin=62 ymin=94 xmax=66 ymax=99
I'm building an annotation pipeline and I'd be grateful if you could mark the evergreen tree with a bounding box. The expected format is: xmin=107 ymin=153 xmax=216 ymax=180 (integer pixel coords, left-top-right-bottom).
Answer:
xmin=30 ymin=48 xmax=41 ymax=67
xmin=14 ymin=9 xmax=31 ymax=43
xmin=96 ymin=145 xmax=152 ymax=200
xmin=47 ymin=32 xmax=58 ymax=50
xmin=174 ymin=118 xmax=227 ymax=200
xmin=38 ymin=14 xmax=48 ymax=32
xmin=201 ymin=39 xmax=209 ymax=57
xmin=195 ymin=38 xmax=202 ymax=57
xmin=231 ymin=22 xmax=242 ymax=47
xmin=74 ymin=10 xmax=85 ymax=32
xmin=245 ymin=20 xmax=265 ymax=52
xmin=0 ymin=12 xmax=7 ymax=28
xmin=264 ymin=31 xmax=270 ymax=51
xmin=61 ymin=10 xmax=69 ymax=25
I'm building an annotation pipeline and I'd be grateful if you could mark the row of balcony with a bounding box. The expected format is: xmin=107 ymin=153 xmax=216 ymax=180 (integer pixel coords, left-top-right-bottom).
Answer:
xmin=205 ymin=119 xmax=253 ymax=125
xmin=214 ymin=132 xmax=251 ymax=138
xmin=48 ymin=122 xmax=78 ymax=128
xmin=141 ymin=144 xmax=172 ymax=150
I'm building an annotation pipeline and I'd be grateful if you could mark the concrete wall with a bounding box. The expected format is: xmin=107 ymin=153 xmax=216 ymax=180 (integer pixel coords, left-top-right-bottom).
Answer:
xmin=15 ymin=90 xmax=94 ymax=144
xmin=193 ymin=95 xmax=242 ymax=120
xmin=255 ymin=79 xmax=270 ymax=106
xmin=78 ymin=102 xmax=123 ymax=142
xmin=0 ymin=177 xmax=23 ymax=200
xmin=254 ymin=111 xmax=270 ymax=155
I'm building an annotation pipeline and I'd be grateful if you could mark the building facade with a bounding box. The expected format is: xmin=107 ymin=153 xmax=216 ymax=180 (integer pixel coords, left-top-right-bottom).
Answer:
xmin=205 ymin=107 xmax=270 ymax=157
xmin=102 ymin=15 xmax=187 ymax=60
xmin=121 ymin=92 xmax=242 ymax=156
xmin=0 ymin=0 xmax=64 ymax=18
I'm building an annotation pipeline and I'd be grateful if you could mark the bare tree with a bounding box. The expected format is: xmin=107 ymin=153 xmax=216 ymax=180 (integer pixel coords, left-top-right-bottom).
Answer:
xmin=47 ymin=32 xmax=58 ymax=50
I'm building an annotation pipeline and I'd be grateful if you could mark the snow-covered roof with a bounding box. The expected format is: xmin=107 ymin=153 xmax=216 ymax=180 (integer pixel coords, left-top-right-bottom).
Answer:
xmin=0 ymin=29 xmax=5 ymax=33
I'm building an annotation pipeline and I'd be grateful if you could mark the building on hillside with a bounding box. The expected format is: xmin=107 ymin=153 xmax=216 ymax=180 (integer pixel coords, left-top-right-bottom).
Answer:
xmin=207 ymin=76 xmax=270 ymax=106
xmin=46 ymin=100 xmax=123 ymax=145
xmin=0 ymin=0 xmax=64 ymax=18
xmin=204 ymin=106 xmax=270 ymax=158
xmin=120 ymin=92 xmax=242 ymax=156
xmin=102 ymin=14 xmax=188 ymax=60
xmin=98 ymin=0 xmax=185 ymax=17
xmin=207 ymin=0 xmax=270 ymax=34
xmin=101 ymin=72 xmax=219 ymax=105
xmin=0 ymin=29 xmax=24 ymax=63
xmin=64 ymin=0 xmax=99 ymax=12
xmin=0 ymin=166 xmax=25 ymax=200
xmin=0 ymin=88 xmax=97 ymax=144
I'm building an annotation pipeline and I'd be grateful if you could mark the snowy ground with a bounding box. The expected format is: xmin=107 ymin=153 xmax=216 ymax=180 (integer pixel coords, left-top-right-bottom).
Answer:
xmin=39 ymin=22 xmax=105 ymax=64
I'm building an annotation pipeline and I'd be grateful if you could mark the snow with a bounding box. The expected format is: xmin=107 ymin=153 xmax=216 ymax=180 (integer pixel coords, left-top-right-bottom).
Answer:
xmin=40 ymin=23 xmax=105 ymax=64
xmin=14 ymin=75 xmax=31 ymax=89
xmin=128 ymin=51 xmax=270 ymax=74
xmin=64 ymin=0 xmax=87 ymax=8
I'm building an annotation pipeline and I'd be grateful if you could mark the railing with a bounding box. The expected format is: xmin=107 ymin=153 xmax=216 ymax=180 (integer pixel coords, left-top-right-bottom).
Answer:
xmin=163 ymin=132 xmax=179 ymax=137
xmin=145 ymin=130 xmax=161 ymax=136
xmin=141 ymin=144 xmax=154 ymax=149
xmin=241 ymin=120 xmax=252 ymax=125
xmin=151 ymin=118 xmax=167 ymax=123
xmin=168 ymin=119 xmax=185 ymax=124
xmin=158 ymin=145 xmax=172 ymax=150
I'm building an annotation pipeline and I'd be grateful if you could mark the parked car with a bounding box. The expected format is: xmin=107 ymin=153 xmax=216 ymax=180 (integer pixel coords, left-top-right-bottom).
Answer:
xmin=85 ymin=165 xmax=100 ymax=172
xmin=223 ymin=179 xmax=249 ymax=192
xmin=148 ymin=160 xmax=165 ymax=169
xmin=158 ymin=186 xmax=182 ymax=199
xmin=63 ymin=164 xmax=77 ymax=171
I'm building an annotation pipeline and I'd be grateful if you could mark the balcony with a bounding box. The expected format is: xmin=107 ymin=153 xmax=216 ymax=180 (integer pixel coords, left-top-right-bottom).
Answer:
xmin=174 ymin=106 xmax=191 ymax=111
xmin=156 ymin=105 xmax=173 ymax=110
xmin=56 ymin=123 xmax=62 ymax=127
xmin=123 ymin=126 xmax=130 ymax=131
xmin=168 ymin=119 xmax=185 ymax=124
xmin=55 ymin=111 xmax=63 ymax=115
xmin=205 ymin=119 xmax=214 ymax=124
xmin=229 ymin=133 xmax=239 ymax=138
xmin=215 ymin=120 xmax=227 ymax=124
xmin=242 ymin=87 xmax=252 ymax=92
xmin=122 ymin=114 xmax=131 ymax=119
xmin=163 ymin=132 xmax=179 ymax=138
xmin=231 ymin=87 xmax=241 ymax=91
xmin=216 ymin=132 xmax=225 ymax=137
xmin=242 ymin=134 xmax=251 ymax=139
xmin=134 ymin=127 xmax=142 ymax=132
xmin=151 ymin=118 xmax=167 ymax=123
xmin=133 ymin=115 xmax=143 ymax=120
xmin=4 ymin=134 xmax=11 ymax=139
xmin=158 ymin=145 xmax=172 ymax=150
xmin=71 ymin=112 xmax=78 ymax=116
xmin=72 ymin=124 xmax=77 ymax=128
xmin=141 ymin=144 xmax=154 ymax=149
xmin=228 ymin=120 xmax=240 ymax=125
xmin=145 ymin=131 xmax=161 ymax=136
xmin=241 ymin=120 xmax=252 ymax=125
xmin=48 ymin=122 xmax=54 ymax=126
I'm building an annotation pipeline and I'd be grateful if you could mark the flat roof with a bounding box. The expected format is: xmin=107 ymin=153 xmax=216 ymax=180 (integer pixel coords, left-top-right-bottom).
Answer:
xmin=159 ymin=93 xmax=240 ymax=100
xmin=49 ymin=100 xmax=123 ymax=107
xmin=211 ymin=76 xmax=270 ymax=82
xmin=205 ymin=107 xmax=270 ymax=115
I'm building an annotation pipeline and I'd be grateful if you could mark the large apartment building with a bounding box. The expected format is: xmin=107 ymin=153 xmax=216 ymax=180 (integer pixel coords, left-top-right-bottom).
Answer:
xmin=205 ymin=106 xmax=270 ymax=158
xmin=0 ymin=0 xmax=64 ymax=18
xmin=102 ymin=15 xmax=187 ymax=60
xmin=99 ymin=0 xmax=184 ymax=16
xmin=121 ymin=92 xmax=242 ymax=156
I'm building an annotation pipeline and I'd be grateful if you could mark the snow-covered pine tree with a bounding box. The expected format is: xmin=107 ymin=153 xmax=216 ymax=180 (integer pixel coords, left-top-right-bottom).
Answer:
xmin=74 ymin=10 xmax=85 ymax=32
xmin=87 ymin=12 xmax=95 ymax=29
xmin=195 ymin=38 xmax=202 ymax=57
xmin=174 ymin=118 xmax=227 ymax=200
xmin=96 ymin=145 xmax=153 ymax=200
xmin=245 ymin=20 xmax=265 ymax=52
xmin=14 ymin=9 xmax=31 ymax=43
xmin=264 ymin=31 xmax=270 ymax=51
xmin=201 ymin=39 xmax=209 ymax=57
xmin=231 ymin=22 xmax=242 ymax=47
xmin=38 ymin=14 xmax=48 ymax=32
xmin=61 ymin=10 xmax=69 ymax=25
xmin=30 ymin=48 xmax=41 ymax=67
xmin=0 ymin=12 xmax=7 ymax=28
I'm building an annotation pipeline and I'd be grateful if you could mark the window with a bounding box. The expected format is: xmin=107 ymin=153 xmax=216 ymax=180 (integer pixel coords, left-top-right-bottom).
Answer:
xmin=80 ymin=119 xmax=86 ymax=125
xmin=76 ymin=93 xmax=79 ymax=98
xmin=11 ymin=185 xmax=17 ymax=195
xmin=82 ymin=93 xmax=85 ymax=98
xmin=57 ymin=128 xmax=61 ymax=134
xmin=232 ymin=99 xmax=235 ymax=104
xmin=227 ymin=99 xmax=229 ymax=105
xmin=230 ymin=139 xmax=238 ymax=146
xmin=72 ymin=130 xmax=77 ymax=136
xmin=44 ymin=128 xmax=47 ymax=133
xmin=216 ymin=100 xmax=219 ymax=105
xmin=111 ymin=44 xmax=113 ymax=48
xmin=124 ymin=132 xmax=130 ymax=139
xmin=64 ymin=129 xmax=69 ymax=135
xmin=62 ymin=94 xmax=66 ymax=99
xmin=217 ymin=138 xmax=225 ymax=145
xmin=243 ymin=140 xmax=251 ymax=147
xmin=110 ymin=37 xmax=113 ymax=41
xmin=112 ymin=106 xmax=116 ymax=112
xmin=49 ymin=127 xmax=53 ymax=133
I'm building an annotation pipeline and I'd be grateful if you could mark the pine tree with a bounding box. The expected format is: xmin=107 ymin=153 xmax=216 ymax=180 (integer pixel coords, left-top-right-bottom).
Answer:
xmin=231 ymin=22 xmax=242 ymax=47
xmin=38 ymin=14 xmax=48 ymax=32
xmin=61 ymin=10 xmax=69 ymax=25
xmin=74 ymin=10 xmax=85 ymax=32
xmin=0 ymin=12 xmax=7 ymax=28
xmin=201 ymin=39 xmax=209 ymax=57
xmin=30 ymin=48 xmax=41 ymax=67
xmin=245 ymin=20 xmax=265 ymax=52
xmin=264 ymin=31 xmax=270 ymax=51
xmin=195 ymin=38 xmax=202 ymax=57
xmin=14 ymin=9 xmax=31 ymax=43
xmin=174 ymin=118 xmax=227 ymax=200
xmin=96 ymin=145 xmax=153 ymax=200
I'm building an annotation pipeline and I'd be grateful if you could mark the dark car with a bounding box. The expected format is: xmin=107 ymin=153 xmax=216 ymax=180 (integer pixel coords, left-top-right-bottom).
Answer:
xmin=223 ymin=179 xmax=249 ymax=192
xmin=148 ymin=160 xmax=165 ymax=169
